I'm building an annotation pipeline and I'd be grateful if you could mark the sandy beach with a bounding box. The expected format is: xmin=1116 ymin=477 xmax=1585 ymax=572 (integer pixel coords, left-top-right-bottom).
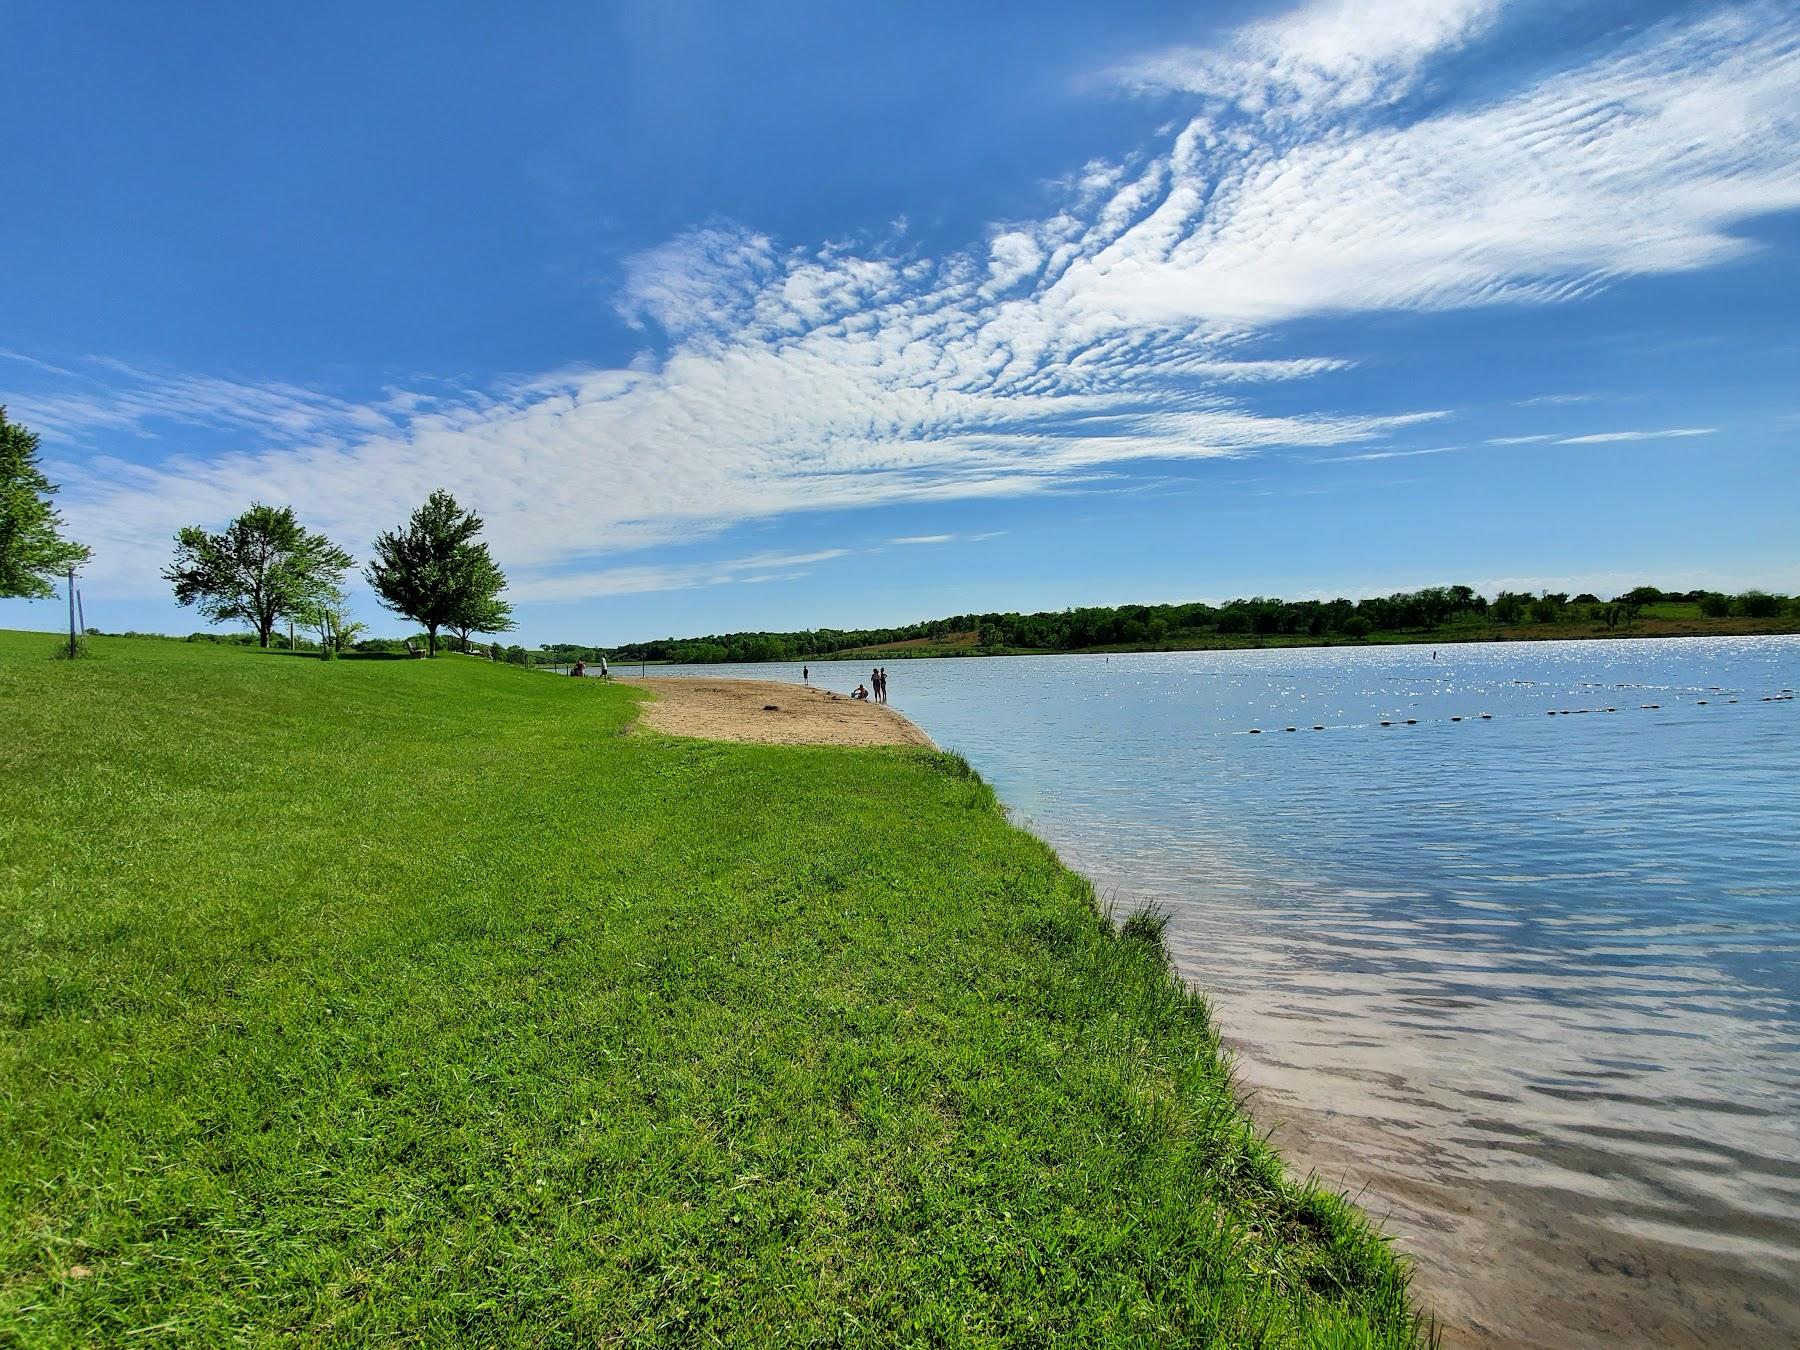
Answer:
xmin=622 ymin=677 xmax=934 ymax=748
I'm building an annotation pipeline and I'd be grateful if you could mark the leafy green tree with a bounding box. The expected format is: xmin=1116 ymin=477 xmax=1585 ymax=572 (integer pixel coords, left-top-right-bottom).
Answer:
xmin=447 ymin=549 xmax=514 ymax=652
xmin=366 ymin=490 xmax=504 ymax=655
xmin=0 ymin=407 xmax=92 ymax=599
xmin=296 ymin=583 xmax=366 ymax=657
xmin=1736 ymin=590 xmax=1783 ymax=619
xmin=1598 ymin=601 xmax=1640 ymax=631
xmin=1698 ymin=592 xmax=1733 ymax=618
xmin=163 ymin=504 xmax=352 ymax=648
xmin=1341 ymin=615 xmax=1372 ymax=640
xmin=1490 ymin=591 xmax=1530 ymax=624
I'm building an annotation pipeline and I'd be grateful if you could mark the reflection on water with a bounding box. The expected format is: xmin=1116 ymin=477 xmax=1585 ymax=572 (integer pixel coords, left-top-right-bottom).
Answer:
xmin=639 ymin=638 xmax=1800 ymax=1346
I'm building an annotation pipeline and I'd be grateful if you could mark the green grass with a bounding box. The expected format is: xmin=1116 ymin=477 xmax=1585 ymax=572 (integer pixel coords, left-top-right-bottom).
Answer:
xmin=1 ymin=631 xmax=1422 ymax=1346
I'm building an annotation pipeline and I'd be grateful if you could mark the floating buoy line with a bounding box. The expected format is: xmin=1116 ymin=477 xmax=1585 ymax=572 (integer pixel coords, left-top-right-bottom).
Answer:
xmin=1243 ymin=689 xmax=1794 ymax=735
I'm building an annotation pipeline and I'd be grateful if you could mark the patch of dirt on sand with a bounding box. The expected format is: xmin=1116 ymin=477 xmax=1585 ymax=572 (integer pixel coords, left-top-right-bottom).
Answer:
xmin=622 ymin=678 xmax=934 ymax=748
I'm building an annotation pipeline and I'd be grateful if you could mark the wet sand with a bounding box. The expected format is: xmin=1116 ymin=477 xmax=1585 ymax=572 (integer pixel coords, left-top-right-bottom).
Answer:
xmin=622 ymin=677 xmax=933 ymax=748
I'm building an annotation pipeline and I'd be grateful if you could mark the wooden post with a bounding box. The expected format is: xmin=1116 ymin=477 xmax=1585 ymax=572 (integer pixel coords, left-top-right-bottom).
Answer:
xmin=77 ymin=589 xmax=86 ymax=636
xmin=67 ymin=568 xmax=77 ymax=657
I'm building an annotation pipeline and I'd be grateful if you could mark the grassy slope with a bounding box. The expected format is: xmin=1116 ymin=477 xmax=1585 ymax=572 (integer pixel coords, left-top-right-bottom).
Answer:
xmin=1 ymin=632 xmax=1419 ymax=1346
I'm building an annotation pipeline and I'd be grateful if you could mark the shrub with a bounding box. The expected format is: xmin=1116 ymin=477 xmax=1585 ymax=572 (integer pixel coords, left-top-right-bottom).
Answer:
xmin=1737 ymin=590 xmax=1783 ymax=619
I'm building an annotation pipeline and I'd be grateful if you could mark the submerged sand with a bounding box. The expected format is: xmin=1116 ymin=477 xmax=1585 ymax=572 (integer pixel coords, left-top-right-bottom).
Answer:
xmin=622 ymin=677 xmax=933 ymax=748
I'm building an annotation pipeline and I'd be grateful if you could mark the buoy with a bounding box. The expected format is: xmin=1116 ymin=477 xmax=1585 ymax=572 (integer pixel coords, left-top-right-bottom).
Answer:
xmin=1480 ymin=713 xmax=1492 ymax=719
xmin=1697 ymin=700 xmax=1707 ymax=706
xmin=1313 ymin=725 xmax=1325 ymax=731
xmin=1451 ymin=716 xmax=1462 ymax=722
xmin=1249 ymin=728 xmax=1262 ymax=734
xmin=1284 ymin=727 xmax=1297 ymax=733
xmin=1380 ymin=720 xmax=1392 ymax=727
xmin=1405 ymin=719 xmax=1418 ymax=725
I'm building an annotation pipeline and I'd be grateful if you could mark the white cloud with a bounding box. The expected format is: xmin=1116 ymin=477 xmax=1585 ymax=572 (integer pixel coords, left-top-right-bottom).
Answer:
xmin=1329 ymin=444 xmax=1465 ymax=463
xmin=22 ymin=0 xmax=1800 ymax=601
xmin=1081 ymin=3 xmax=1800 ymax=327
xmin=511 ymin=549 xmax=851 ymax=604
xmin=1114 ymin=0 xmax=1503 ymax=116
xmin=1557 ymin=427 xmax=1716 ymax=444
xmin=890 ymin=534 xmax=955 ymax=545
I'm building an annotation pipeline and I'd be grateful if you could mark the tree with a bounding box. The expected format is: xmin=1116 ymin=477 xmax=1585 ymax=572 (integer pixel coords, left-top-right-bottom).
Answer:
xmin=0 ymin=407 xmax=92 ymax=599
xmin=446 ymin=548 xmax=514 ymax=652
xmin=1598 ymin=601 xmax=1640 ymax=631
xmin=365 ymin=490 xmax=505 ymax=655
xmin=1529 ymin=594 xmax=1564 ymax=624
xmin=162 ymin=504 xmax=352 ymax=647
xmin=296 ymin=582 xmax=367 ymax=657
xmin=1736 ymin=590 xmax=1783 ymax=619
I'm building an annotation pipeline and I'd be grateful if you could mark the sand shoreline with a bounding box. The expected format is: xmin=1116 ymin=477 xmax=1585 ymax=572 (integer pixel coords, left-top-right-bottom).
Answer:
xmin=621 ymin=676 xmax=934 ymax=748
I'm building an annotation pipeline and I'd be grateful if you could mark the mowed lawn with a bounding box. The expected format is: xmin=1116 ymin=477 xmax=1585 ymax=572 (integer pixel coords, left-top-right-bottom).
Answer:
xmin=1 ymin=632 xmax=1421 ymax=1346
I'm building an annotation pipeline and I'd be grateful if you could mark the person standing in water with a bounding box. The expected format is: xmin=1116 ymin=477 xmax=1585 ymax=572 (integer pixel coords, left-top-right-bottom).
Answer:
xmin=803 ymin=665 xmax=809 ymax=684
xmin=878 ymin=667 xmax=889 ymax=701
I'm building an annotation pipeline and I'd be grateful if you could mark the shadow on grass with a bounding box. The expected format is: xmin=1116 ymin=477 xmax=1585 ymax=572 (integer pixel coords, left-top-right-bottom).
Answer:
xmin=249 ymin=648 xmax=412 ymax=661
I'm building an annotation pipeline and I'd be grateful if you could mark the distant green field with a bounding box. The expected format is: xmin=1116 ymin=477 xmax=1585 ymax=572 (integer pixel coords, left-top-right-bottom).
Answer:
xmin=1 ymin=632 xmax=1420 ymax=1345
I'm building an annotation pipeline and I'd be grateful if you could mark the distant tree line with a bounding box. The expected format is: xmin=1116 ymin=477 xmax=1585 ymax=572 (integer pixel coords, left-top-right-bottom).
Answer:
xmin=598 ymin=583 xmax=1800 ymax=664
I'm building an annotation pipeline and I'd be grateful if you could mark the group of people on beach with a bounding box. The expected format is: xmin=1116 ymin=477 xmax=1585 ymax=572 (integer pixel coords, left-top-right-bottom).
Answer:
xmin=852 ymin=667 xmax=889 ymax=702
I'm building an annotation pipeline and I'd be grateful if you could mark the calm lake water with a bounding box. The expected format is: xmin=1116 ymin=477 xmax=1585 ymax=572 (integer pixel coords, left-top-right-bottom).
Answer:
xmin=627 ymin=638 xmax=1800 ymax=1347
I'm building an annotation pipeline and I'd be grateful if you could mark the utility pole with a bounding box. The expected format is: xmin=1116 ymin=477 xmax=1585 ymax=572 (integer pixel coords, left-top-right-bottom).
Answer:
xmin=67 ymin=568 xmax=77 ymax=658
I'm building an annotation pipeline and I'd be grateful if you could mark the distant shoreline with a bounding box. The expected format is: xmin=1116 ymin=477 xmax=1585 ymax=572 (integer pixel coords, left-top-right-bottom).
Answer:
xmin=628 ymin=616 xmax=1800 ymax=666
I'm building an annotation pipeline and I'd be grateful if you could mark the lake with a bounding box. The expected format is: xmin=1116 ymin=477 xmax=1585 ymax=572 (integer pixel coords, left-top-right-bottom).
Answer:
xmin=617 ymin=638 xmax=1800 ymax=1347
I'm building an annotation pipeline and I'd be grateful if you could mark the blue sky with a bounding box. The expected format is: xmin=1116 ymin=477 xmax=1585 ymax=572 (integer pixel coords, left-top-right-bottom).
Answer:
xmin=3 ymin=0 xmax=1797 ymax=645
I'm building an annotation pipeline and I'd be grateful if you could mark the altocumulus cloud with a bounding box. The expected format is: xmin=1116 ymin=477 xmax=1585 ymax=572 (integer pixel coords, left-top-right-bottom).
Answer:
xmin=12 ymin=0 xmax=1800 ymax=600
